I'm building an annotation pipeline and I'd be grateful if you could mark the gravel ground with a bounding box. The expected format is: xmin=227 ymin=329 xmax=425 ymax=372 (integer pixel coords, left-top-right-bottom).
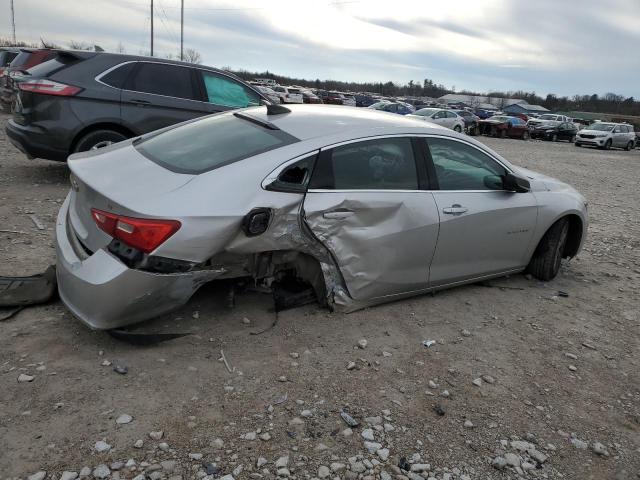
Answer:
xmin=0 ymin=112 xmax=638 ymax=480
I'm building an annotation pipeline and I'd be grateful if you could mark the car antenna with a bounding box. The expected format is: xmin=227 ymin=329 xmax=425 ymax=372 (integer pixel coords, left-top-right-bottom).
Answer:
xmin=266 ymin=104 xmax=291 ymax=115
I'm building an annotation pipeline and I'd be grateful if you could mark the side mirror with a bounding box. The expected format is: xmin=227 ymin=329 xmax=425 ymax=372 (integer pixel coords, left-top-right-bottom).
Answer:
xmin=503 ymin=172 xmax=530 ymax=193
xmin=483 ymin=175 xmax=504 ymax=190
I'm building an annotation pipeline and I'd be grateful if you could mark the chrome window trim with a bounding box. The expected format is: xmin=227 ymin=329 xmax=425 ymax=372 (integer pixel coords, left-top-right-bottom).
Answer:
xmin=94 ymin=60 xmax=262 ymax=105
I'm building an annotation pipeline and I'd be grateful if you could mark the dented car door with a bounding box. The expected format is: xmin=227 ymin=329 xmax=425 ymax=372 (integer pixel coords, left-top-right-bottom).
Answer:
xmin=303 ymin=136 xmax=440 ymax=301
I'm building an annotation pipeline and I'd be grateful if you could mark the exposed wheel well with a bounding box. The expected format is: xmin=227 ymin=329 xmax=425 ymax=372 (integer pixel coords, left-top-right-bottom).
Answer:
xmin=563 ymin=214 xmax=583 ymax=258
xmin=70 ymin=123 xmax=136 ymax=154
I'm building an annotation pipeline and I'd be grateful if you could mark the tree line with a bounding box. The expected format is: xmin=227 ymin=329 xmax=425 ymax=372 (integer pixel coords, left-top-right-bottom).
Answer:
xmin=2 ymin=37 xmax=638 ymax=116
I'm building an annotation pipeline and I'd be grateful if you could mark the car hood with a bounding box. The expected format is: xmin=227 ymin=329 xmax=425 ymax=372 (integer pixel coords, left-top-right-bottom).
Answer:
xmin=578 ymin=129 xmax=610 ymax=135
xmin=515 ymin=166 xmax=584 ymax=197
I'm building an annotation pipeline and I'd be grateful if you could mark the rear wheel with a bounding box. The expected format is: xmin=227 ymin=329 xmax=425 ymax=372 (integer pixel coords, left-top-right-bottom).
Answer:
xmin=74 ymin=130 xmax=129 ymax=153
xmin=625 ymin=141 xmax=634 ymax=151
xmin=527 ymin=218 xmax=569 ymax=281
xmin=552 ymin=133 xmax=558 ymax=142
xmin=570 ymin=135 xmax=576 ymax=143
xmin=453 ymin=124 xmax=462 ymax=133
xmin=500 ymin=129 xmax=507 ymax=138
xmin=522 ymin=130 xmax=530 ymax=140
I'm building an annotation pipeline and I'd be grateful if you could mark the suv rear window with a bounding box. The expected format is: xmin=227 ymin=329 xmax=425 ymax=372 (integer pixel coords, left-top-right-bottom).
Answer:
xmin=100 ymin=62 xmax=136 ymax=88
xmin=26 ymin=54 xmax=81 ymax=77
xmin=135 ymin=112 xmax=298 ymax=174
xmin=128 ymin=62 xmax=198 ymax=100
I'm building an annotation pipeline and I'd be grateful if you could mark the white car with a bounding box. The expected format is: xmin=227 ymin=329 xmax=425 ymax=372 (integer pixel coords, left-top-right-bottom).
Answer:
xmin=575 ymin=122 xmax=636 ymax=150
xmin=407 ymin=108 xmax=466 ymax=132
xmin=342 ymin=94 xmax=356 ymax=107
xmin=528 ymin=114 xmax=572 ymax=127
xmin=252 ymin=85 xmax=281 ymax=104
xmin=272 ymin=86 xmax=304 ymax=104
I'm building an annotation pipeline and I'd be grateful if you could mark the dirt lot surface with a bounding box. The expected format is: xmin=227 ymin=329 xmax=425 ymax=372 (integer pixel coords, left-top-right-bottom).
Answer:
xmin=0 ymin=112 xmax=638 ymax=480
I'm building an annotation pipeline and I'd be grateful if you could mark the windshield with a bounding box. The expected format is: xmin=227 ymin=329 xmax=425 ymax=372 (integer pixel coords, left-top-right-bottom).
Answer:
xmin=136 ymin=112 xmax=299 ymax=174
xmin=414 ymin=108 xmax=439 ymax=116
xmin=368 ymin=101 xmax=390 ymax=110
xmin=588 ymin=123 xmax=615 ymax=132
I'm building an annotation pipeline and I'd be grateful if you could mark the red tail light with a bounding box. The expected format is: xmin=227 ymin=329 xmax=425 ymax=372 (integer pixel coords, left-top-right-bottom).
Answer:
xmin=19 ymin=79 xmax=82 ymax=96
xmin=91 ymin=209 xmax=181 ymax=254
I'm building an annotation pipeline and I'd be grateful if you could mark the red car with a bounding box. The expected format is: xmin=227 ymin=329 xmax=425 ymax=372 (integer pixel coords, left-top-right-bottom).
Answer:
xmin=478 ymin=115 xmax=530 ymax=139
xmin=1 ymin=48 xmax=58 ymax=112
xmin=301 ymin=89 xmax=322 ymax=104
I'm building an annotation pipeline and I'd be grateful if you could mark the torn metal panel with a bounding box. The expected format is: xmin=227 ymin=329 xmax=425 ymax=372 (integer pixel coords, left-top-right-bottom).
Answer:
xmin=302 ymin=191 xmax=440 ymax=301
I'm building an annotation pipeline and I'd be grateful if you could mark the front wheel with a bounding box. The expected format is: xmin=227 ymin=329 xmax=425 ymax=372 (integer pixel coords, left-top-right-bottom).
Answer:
xmin=527 ymin=218 xmax=569 ymax=281
xmin=74 ymin=130 xmax=129 ymax=153
xmin=603 ymin=139 xmax=612 ymax=150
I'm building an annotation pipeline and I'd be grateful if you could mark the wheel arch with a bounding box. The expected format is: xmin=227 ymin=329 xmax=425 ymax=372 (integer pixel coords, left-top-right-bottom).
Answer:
xmin=70 ymin=123 xmax=137 ymax=154
xmin=562 ymin=213 xmax=584 ymax=258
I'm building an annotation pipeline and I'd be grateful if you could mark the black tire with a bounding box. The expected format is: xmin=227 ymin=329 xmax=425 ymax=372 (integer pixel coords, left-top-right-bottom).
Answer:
xmin=522 ymin=130 xmax=530 ymax=140
xmin=603 ymin=139 xmax=612 ymax=150
xmin=527 ymin=218 xmax=569 ymax=281
xmin=575 ymin=142 xmax=581 ymax=147
xmin=500 ymin=129 xmax=507 ymax=138
xmin=625 ymin=141 xmax=634 ymax=151
xmin=74 ymin=130 xmax=129 ymax=153
xmin=469 ymin=125 xmax=477 ymax=136
xmin=551 ymin=133 xmax=558 ymax=142
xmin=454 ymin=124 xmax=462 ymax=133
xmin=570 ymin=135 xmax=576 ymax=143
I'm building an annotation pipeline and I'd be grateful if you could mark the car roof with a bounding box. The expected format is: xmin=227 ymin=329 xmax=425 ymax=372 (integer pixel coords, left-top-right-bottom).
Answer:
xmin=243 ymin=104 xmax=451 ymax=141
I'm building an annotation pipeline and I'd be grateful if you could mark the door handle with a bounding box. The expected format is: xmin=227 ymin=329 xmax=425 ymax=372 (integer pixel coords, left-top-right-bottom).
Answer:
xmin=130 ymin=99 xmax=151 ymax=106
xmin=442 ymin=204 xmax=468 ymax=215
xmin=323 ymin=210 xmax=354 ymax=220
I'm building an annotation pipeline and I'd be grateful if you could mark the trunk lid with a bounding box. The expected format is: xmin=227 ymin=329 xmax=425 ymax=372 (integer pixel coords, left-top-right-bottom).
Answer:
xmin=67 ymin=140 xmax=194 ymax=253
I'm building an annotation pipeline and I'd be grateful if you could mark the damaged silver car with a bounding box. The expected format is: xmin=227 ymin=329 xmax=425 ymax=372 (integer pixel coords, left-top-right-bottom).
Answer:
xmin=56 ymin=104 xmax=588 ymax=329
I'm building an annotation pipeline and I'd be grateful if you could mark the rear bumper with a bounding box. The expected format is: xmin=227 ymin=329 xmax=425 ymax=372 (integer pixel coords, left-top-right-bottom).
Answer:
xmin=55 ymin=194 xmax=224 ymax=330
xmin=5 ymin=119 xmax=69 ymax=161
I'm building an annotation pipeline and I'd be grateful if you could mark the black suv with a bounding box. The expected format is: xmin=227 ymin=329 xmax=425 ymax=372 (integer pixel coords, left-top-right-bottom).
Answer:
xmin=6 ymin=51 xmax=267 ymax=161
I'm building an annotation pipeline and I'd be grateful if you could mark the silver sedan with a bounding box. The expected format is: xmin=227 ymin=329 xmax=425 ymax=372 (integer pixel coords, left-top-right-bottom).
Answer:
xmin=55 ymin=104 xmax=588 ymax=330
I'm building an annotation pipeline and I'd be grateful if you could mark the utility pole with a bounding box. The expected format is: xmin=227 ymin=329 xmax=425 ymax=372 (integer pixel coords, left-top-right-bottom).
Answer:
xmin=150 ymin=0 xmax=154 ymax=56
xmin=10 ymin=0 xmax=16 ymax=44
xmin=180 ymin=0 xmax=184 ymax=61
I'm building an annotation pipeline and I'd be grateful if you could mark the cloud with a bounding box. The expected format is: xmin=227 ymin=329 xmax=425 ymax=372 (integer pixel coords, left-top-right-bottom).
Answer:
xmin=8 ymin=0 xmax=640 ymax=97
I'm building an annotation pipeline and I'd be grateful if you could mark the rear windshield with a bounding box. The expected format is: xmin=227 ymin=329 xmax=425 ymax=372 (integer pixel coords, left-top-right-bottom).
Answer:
xmin=27 ymin=55 xmax=79 ymax=77
xmin=9 ymin=51 xmax=31 ymax=67
xmin=135 ymin=112 xmax=299 ymax=174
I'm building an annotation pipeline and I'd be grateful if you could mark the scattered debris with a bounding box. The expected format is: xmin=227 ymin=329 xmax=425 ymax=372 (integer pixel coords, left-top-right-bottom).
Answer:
xmin=422 ymin=339 xmax=436 ymax=348
xmin=220 ymin=349 xmax=235 ymax=373
xmin=108 ymin=329 xmax=190 ymax=345
xmin=113 ymin=364 xmax=128 ymax=375
xmin=433 ymin=404 xmax=446 ymax=416
xmin=27 ymin=214 xmax=46 ymax=231
xmin=340 ymin=410 xmax=359 ymax=427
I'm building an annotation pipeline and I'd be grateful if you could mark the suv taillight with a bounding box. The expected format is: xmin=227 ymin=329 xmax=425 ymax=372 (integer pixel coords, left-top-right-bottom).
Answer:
xmin=91 ymin=209 xmax=181 ymax=254
xmin=19 ymin=79 xmax=82 ymax=96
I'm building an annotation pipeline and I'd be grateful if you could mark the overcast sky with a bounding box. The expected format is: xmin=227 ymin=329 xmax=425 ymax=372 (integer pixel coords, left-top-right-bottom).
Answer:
xmin=4 ymin=0 xmax=640 ymax=97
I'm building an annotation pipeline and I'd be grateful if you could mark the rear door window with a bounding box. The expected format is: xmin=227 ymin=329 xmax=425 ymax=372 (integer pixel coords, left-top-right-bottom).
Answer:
xmin=100 ymin=62 xmax=136 ymax=88
xmin=128 ymin=62 xmax=198 ymax=100
xmin=135 ymin=112 xmax=298 ymax=174
xmin=200 ymin=71 xmax=261 ymax=108
xmin=309 ymin=137 xmax=418 ymax=190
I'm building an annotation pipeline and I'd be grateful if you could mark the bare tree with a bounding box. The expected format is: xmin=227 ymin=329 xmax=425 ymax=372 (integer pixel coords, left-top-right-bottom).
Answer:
xmin=183 ymin=48 xmax=202 ymax=64
xmin=68 ymin=40 xmax=92 ymax=50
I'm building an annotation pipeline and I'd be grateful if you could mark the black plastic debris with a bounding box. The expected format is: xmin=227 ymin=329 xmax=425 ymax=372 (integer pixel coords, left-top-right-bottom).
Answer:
xmin=272 ymin=277 xmax=317 ymax=312
xmin=0 ymin=306 xmax=25 ymax=322
xmin=433 ymin=403 xmax=446 ymax=416
xmin=398 ymin=457 xmax=410 ymax=471
xmin=340 ymin=410 xmax=359 ymax=427
xmin=108 ymin=329 xmax=190 ymax=346
xmin=0 ymin=266 xmax=57 ymax=307
xmin=113 ymin=364 xmax=128 ymax=375
xmin=557 ymin=291 xmax=569 ymax=297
